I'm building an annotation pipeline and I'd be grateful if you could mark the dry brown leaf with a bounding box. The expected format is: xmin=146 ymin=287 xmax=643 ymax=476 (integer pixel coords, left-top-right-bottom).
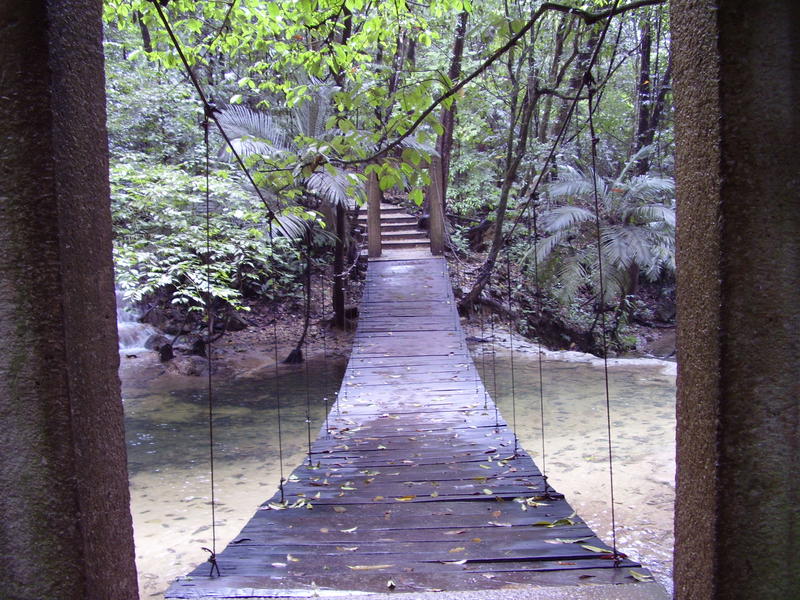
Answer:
xmin=347 ymin=564 xmax=393 ymax=571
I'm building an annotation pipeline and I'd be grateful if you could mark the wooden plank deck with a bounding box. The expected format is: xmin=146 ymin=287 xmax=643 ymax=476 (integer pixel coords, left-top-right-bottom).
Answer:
xmin=166 ymin=256 xmax=656 ymax=599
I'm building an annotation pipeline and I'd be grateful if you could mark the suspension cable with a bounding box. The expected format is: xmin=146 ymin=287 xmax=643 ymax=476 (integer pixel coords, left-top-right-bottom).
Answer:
xmin=202 ymin=112 xmax=219 ymax=573
xmin=479 ymin=301 xmax=488 ymax=410
xmin=587 ymin=73 xmax=620 ymax=565
xmin=149 ymin=1 xmax=298 ymax=244
xmin=505 ymin=249 xmax=519 ymax=456
xmin=530 ymin=201 xmax=550 ymax=495
xmin=505 ymin=2 xmax=624 ymax=242
xmin=321 ymin=270 xmax=331 ymax=437
xmin=268 ymin=221 xmax=287 ymax=504
xmin=303 ymin=252 xmax=313 ymax=465
xmin=490 ymin=308 xmax=499 ymax=430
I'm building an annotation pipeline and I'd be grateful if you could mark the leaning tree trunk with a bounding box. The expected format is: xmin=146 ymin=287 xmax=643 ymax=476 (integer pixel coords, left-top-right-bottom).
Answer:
xmin=436 ymin=10 xmax=469 ymax=206
xmin=284 ymin=254 xmax=313 ymax=363
xmin=460 ymin=69 xmax=538 ymax=311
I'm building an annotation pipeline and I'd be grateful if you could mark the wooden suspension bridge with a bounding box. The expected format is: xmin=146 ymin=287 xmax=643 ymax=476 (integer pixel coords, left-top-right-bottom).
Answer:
xmin=166 ymin=201 xmax=667 ymax=599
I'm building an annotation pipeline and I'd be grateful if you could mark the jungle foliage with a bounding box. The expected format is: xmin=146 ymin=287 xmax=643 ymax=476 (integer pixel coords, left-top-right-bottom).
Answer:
xmin=105 ymin=0 xmax=674 ymax=354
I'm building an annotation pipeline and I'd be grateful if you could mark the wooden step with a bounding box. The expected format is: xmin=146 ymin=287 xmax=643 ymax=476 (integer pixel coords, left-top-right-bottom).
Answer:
xmin=381 ymin=239 xmax=431 ymax=249
xmin=381 ymin=230 xmax=428 ymax=241
xmin=357 ymin=214 xmax=417 ymax=225
xmin=378 ymin=222 xmax=423 ymax=232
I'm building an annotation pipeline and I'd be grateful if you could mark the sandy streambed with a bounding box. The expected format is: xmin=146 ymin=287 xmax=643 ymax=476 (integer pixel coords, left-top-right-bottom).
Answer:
xmin=121 ymin=342 xmax=675 ymax=598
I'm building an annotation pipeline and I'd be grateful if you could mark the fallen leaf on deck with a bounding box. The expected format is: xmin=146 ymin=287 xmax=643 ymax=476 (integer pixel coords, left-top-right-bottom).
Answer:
xmin=581 ymin=544 xmax=613 ymax=553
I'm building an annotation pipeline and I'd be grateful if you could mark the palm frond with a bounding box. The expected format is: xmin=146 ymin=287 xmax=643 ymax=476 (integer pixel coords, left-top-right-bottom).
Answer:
xmin=554 ymin=255 xmax=587 ymax=303
xmin=305 ymin=169 xmax=364 ymax=208
xmin=217 ymin=105 xmax=293 ymax=155
xmin=273 ymin=212 xmax=312 ymax=240
xmin=615 ymin=145 xmax=653 ymax=184
xmin=541 ymin=206 xmax=596 ymax=233
xmin=294 ymin=79 xmax=337 ymax=138
xmin=548 ymin=166 xmax=597 ymax=199
xmin=222 ymin=137 xmax=288 ymax=160
xmin=602 ymin=225 xmax=654 ymax=271
xmin=623 ymin=176 xmax=675 ymax=201
xmin=602 ymin=267 xmax=629 ymax=304
xmin=521 ymin=230 xmax=570 ymax=265
xmin=624 ymin=203 xmax=676 ymax=227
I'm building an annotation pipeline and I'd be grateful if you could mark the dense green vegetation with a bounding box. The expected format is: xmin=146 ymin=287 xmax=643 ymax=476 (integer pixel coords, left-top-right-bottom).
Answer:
xmin=104 ymin=0 xmax=674 ymax=355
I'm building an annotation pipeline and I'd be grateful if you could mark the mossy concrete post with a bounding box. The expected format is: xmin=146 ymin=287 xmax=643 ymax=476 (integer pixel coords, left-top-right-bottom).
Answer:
xmin=427 ymin=156 xmax=445 ymax=256
xmin=367 ymin=170 xmax=382 ymax=257
xmin=0 ymin=2 xmax=139 ymax=599
xmin=672 ymin=1 xmax=799 ymax=598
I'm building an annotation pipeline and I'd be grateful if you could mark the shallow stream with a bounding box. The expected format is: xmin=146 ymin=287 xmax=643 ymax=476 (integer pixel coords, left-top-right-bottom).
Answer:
xmin=121 ymin=345 xmax=675 ymax=598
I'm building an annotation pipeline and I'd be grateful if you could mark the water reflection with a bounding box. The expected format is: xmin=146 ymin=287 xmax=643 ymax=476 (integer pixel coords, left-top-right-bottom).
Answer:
xmin=122 ymin=348 xmax=675 ymax=598
xmin=122 ymin=357 xmax=345 ymax=599
xmin=475 ymin=347 xmax=676 ymax=595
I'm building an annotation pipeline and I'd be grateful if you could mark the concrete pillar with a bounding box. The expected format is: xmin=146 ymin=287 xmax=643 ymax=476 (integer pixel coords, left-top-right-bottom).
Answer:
xmin=427 ymin=156 xmax=445 ymax=256
xmin=0 ymin=2 xmax=139 ymax=599
xmin=367 ymin=170 xmax=382 ymax=258
xmin=672 ymin=1 xmax=799 ymax=598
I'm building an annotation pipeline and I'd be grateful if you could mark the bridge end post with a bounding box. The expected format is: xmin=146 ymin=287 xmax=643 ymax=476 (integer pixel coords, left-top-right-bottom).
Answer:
xmin=367 ymin=170 xmax=382 ymax=258
xmin=0 ymin=1 xmax=139 ymax=598
xmin=428 ymin=155 xmax=445 ymax=255
xmin=672 ymin=1 xmax=800 ymax=598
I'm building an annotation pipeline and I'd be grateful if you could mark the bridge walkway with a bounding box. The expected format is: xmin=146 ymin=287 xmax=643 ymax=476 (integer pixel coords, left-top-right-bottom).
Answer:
xmin=167 ymin=255 xmax=661 ymax=599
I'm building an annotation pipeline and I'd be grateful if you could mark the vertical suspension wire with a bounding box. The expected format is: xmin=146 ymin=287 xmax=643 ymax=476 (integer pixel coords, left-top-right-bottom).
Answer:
xmin=505 ymin=248 xmax=518 ymax=455
xmin=479 ymin=300 xmax=488 ymax=409
xmin=303 ymin=251 xmax=313 ymax=465
xmin=269 ymin=222 xmax=286 ymax=504
xmin=201 ymin=112 xmax=220 ymax=570
xmin=531 ymin=200 xmax=550 ymax=495
xmin=321 ymin=271 xmax=330 ymax=438
xmin=587 ymin=75 xmax=619 ymax=564
xmin=490 ymin=305 xmax=499 ymax=430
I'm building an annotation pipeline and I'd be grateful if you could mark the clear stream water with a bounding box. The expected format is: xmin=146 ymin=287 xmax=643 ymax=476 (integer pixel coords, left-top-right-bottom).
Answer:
xmin=121 ymin=345 xmax=675 ymax=599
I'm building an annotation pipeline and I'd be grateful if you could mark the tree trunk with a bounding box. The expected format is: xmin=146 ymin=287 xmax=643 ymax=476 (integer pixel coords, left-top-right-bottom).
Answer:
xmin=135 ymin=11 xmax=153 ymax=53
xmin=460 ymin=71 xmax=538 ymax=311
xmin=0 ymin=1 xmax=139 ymax=597
xmin=538 ymin=13 xmax=571 ymax=143
xmin=285 ymin=254 xmax=312 ymax=363
xmin=633 ymin=17 xmax=653 ymax=174
xmin=551 ymin=25 xmax=599 ymax=139
xmin=632 ymin=11 xmax=673 ymax=176
xmin=436 ymin=11 xmax=469 ymax=206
